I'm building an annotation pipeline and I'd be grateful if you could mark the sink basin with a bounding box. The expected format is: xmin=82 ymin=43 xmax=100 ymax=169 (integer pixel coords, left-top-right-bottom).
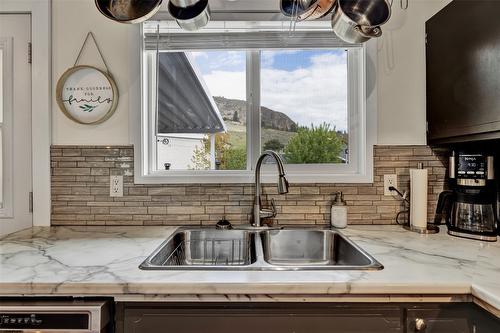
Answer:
xmin=140 ymin=227 xmax=383 ymax=271
xmin=261 ymin=229 xmax=377 ymax=268
xmin=140 ymin=229 xmax=256 ymax=270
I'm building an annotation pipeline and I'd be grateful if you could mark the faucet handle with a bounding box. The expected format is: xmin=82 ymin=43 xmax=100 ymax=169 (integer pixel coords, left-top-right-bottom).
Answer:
xmin=270 ymin=198 xmax=277 ymax=218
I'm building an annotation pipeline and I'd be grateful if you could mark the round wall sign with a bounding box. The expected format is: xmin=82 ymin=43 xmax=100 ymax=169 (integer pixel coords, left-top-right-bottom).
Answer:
xmin=56 ymin=65 xmax=119 ymax=125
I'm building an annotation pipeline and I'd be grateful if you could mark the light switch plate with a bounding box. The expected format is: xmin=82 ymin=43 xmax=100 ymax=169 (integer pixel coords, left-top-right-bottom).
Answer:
xmin=110 ymin=175 xmax=123 ymax=197
xmin=384 ymin=174 xmax=398 ymax=196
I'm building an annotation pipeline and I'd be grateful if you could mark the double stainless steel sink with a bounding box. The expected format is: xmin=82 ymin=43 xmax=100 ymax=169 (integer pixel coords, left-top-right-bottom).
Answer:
xmin=139 ymin=228 xmax=383 ymax=271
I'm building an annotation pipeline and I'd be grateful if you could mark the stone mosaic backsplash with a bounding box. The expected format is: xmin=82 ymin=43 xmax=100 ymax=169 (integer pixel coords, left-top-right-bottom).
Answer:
xmin=51 ymin=145 xmax=448 ymax=226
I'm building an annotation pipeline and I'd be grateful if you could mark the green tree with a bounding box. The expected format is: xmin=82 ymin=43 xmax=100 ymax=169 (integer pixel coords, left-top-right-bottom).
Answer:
xmin=222 ymin=147 xmax=246 ymax=170
xmin=336 ymin=130 xmax=348 ymax=146
xmin=190 ymin=139 xmax=210 ymax=170
xmin=263 ymin=139 xmax=285 ymax=152
xmin=190 ymin=133 xmax=246 ymax=170
xmin=284 ymin=123 xmax=343 ymax=164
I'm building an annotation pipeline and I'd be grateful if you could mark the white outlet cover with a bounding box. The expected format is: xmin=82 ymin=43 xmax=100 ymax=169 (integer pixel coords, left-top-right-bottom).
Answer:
xmin=110 ymin=175 xmax=123 ymax=197
xmin=384 ymin=174 xmax=398 ymax=196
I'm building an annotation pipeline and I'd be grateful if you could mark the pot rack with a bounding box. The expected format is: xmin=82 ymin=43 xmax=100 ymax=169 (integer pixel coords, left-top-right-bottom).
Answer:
xmin=96 ymin=0 xmax=409 ymax=42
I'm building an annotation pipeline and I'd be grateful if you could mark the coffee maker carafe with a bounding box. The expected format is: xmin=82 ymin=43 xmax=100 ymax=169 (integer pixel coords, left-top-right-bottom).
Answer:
xmin=434 ymin=152 xmax=498 ymax=242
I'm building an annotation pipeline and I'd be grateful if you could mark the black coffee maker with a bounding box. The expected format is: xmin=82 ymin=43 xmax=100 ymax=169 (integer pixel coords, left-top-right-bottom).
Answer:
xmin=434 ymin=152 xmax=498 ymax=242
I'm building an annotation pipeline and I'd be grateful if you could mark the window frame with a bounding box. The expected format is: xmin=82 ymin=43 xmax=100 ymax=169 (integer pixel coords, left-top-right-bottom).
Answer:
xmin=134 ymin=26 xmax=376 ymax=184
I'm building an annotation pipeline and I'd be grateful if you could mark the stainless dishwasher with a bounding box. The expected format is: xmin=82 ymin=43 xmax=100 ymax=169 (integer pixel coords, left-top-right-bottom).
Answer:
xmin=0 ymin=299 xmax=112 ymax=332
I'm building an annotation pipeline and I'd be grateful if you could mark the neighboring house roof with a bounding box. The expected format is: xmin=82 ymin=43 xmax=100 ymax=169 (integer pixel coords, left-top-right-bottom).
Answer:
xmin=157 ymin=52 xmax=226 ymax=135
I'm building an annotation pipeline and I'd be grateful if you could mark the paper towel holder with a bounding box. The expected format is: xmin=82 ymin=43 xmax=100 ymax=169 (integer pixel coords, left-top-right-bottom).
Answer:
xmin=404 ymin=163 xmax=439 ymax=234
xmin=393 ymin=192 xmax=439 ymax=233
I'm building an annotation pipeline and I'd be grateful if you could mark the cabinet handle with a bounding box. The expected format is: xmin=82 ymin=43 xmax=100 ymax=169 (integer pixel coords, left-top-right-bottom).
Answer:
xmin=415 ymin=318 xmax=427 ymax=332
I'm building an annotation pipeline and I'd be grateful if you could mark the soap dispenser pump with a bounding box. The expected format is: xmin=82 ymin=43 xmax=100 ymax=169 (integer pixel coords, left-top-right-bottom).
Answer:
xmin=331 ymin=191 xmax=348 ymax=229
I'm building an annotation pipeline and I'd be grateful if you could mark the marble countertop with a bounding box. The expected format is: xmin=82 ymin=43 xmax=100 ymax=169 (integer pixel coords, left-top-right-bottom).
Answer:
xmin=0 ymin=225 xmax=499 ymax=312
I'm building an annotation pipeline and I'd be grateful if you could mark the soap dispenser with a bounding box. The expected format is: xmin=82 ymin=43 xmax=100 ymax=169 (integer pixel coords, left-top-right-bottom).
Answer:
xmin=331 ymin=191 xmax=348 ymax=229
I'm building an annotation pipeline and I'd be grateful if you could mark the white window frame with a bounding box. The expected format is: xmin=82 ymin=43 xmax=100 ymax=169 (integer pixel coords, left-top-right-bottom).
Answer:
xmin=133 ymin=25 xmax=377 ymax=184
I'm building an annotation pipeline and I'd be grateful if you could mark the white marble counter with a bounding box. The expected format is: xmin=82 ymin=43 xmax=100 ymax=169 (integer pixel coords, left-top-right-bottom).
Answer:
xmin=0 ymin=225 xmax=499 ymax=313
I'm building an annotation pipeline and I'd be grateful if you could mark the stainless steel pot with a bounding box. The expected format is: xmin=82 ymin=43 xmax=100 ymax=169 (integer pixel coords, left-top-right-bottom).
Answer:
xmin=331 ymin=0 xmax=391 ymax=43
xmin=281 ymin=0 xmax=313 ymax=17
xmin=168 ymin=0 xmax=210 ymax=31
xmin=298 ymin=0 xmax=336 ymax=21
xmin=170 ymin=0 xmax=199 ymax=6
xmin=281 ymin=0 xmax=335 ymax=21
xmin=95 ymin=0 xmax=163 ymax=24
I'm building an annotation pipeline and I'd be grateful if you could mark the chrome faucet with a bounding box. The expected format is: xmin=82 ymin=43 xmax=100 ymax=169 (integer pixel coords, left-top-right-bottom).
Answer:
xmin=253 ymin=151 xmax=289 ymax=227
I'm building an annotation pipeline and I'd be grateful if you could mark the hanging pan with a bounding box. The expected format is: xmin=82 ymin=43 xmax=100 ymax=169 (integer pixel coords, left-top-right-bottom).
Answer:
xmin=95 ymin=0 xmax=163 ymax=24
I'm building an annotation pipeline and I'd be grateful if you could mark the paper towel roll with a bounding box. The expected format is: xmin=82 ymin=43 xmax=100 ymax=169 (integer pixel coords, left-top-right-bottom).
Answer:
xmin=410 ymin=168 xmax=428 ymax=229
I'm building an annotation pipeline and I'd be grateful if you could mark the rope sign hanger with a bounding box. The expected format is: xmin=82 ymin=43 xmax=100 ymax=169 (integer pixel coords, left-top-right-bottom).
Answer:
xmin=56 ymin=32 xmax=119 ymax=125
xmin=73 ymin=32 xmax=112 ymax=74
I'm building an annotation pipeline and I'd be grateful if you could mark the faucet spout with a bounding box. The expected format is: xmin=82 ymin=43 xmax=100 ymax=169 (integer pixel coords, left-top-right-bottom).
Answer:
xmin=253 ymin=151 xmax=289 ymax=227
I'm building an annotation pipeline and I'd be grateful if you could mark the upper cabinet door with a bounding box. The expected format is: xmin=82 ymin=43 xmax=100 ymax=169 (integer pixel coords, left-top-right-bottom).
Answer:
xmin=426 ymin=0 xmax=500 ymax=144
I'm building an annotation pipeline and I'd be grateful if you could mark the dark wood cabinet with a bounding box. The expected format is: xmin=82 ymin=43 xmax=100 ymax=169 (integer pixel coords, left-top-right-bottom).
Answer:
xmin=117 ymin=303 xmax=402 ymax=333
xmin=115 ymin=302 xmax=500 ymax=333
xmin=405 ymin=304 xmax=500 ymax=333
xmin=426 ymin=1 xmax=500 ymax=144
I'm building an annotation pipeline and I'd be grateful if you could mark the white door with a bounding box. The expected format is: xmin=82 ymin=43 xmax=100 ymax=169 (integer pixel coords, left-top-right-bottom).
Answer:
xmin=0 ymin=14 xmax=32 ymax=236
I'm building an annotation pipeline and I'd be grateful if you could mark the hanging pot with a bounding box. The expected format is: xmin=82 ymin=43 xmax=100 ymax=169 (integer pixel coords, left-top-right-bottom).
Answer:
xmin=95 ymin=0 xmax=163 ymax=24
xmin=281 ymin=0 xmax=335 ymax=21
xmin=281 ymin=0 xmax=314 ymax=17
xmin=331 ymin=0 xmax=391 ymax=44
xmin=298 ymin=0 xmax=336 ymax=21
xmin=170 ymin=0 xmax=199 ymax=6
xmin=168 ymin=0 xmax=211 ymax=31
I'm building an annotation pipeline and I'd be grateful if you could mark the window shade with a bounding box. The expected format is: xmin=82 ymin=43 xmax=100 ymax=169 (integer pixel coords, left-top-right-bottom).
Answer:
xmin=144 ymin=31 xmax=361 ymax=51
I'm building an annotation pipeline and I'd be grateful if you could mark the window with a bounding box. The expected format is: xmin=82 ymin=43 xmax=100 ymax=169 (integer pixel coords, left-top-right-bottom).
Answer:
xmin=138 ymin=23 xmax=374 ymax=184
xmin=154 ymin=50 xmax=247 ymax=171
xmin=260 ymin=49 xmax=348 ymax=165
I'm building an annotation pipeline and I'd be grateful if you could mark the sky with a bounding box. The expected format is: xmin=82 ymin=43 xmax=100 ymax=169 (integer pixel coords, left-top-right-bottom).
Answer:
xmin=190 ymin=49 xmax=348 ymax=132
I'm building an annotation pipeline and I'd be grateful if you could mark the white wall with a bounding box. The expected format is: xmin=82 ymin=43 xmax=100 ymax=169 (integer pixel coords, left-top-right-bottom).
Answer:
xmin=52 ymin=0 xmax=135 ymax=144
xmin=376 ymin=0 xmax=452 ymax=145
xmin=52 ymin=0 xmax=452 ymax=146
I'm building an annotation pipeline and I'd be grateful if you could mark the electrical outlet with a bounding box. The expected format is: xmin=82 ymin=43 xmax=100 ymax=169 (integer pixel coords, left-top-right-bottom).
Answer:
xmin=110 ymin=175 xmax=123 ymax=197
xmin=384 ymin=174 xmax=398 ymax=196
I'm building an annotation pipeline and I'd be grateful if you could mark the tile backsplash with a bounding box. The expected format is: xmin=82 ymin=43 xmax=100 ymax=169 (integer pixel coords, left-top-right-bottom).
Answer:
xmin=51 ymin=145 xmax=448 ymax=226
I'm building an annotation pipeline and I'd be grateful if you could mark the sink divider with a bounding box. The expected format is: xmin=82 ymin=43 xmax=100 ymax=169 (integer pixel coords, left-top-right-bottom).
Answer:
xmin=252 ymin=232 xmax=266 ymax=267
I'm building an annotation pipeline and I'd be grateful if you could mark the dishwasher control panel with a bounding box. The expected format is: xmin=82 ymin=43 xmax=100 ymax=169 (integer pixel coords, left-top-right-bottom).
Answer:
xmin=1 ymin=313 xmax=42 ymax=327
xmin=0 ymin=313 xmax=88 ymax=330
xmin=0 ymin=299 xmax=110 ymax=332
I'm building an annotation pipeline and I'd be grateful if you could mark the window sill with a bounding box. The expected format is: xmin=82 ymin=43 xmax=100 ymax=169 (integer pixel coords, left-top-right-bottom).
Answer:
xmin=134 ymin=170 xmax=373 ymax=185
